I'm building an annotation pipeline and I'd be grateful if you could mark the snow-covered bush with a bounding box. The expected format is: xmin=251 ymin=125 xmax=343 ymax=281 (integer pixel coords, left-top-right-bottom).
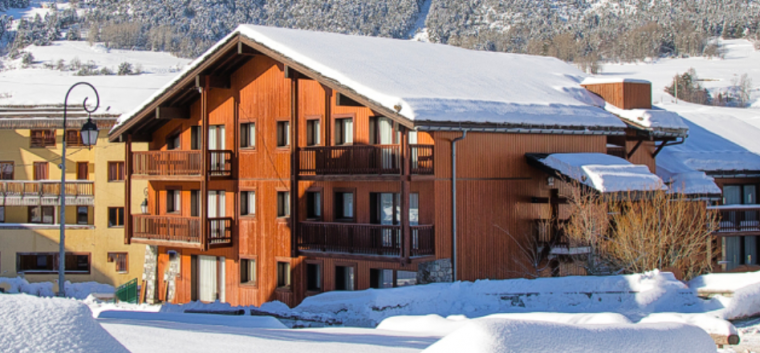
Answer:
xmin=117 ymin=61 xmax=133 ymax=75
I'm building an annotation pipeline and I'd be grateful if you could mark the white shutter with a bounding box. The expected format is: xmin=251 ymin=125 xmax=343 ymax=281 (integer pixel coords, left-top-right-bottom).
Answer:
xmin=248 ymin=192 xmax=256 ymax=215
xmin=314 ymin=192 xmax=321 ymax=217
xmin=345 ymin=120 xmax=353 ymax=144
xmin=379 ymin=118 xmax=392 ymax=144
xmin=344 ymin=193 xmax=353 ymax=218
xmin=218 ymin=257 xmax=226 ymax=303
xmin=199 ymin=255 xmax=217 ymax=302
xmin=410 ymin=193 xmax=419 ymax=226
xmin=409 ymin=131 xmax=418 ymax=144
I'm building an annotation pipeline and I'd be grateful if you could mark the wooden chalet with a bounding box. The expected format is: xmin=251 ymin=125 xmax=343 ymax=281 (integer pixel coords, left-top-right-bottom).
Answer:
xmin=110 ymin=25 xmax=685 ymax=306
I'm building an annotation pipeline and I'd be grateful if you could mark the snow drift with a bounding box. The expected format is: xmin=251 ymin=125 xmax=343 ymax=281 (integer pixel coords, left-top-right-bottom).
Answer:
xmin=0 ymin=294 xmax=128 ymax=353
xmin=0 ymin=277 xmax=114 ymax=299
xmin=422 ymin=318 xmax=716 ymax=353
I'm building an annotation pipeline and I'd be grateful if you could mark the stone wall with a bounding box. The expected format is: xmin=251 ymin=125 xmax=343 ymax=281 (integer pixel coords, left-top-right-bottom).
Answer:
xmin=141 ymin=245 xmax=158 ymax=304
xmin=417 ymin=258 xmax=453 ymax=284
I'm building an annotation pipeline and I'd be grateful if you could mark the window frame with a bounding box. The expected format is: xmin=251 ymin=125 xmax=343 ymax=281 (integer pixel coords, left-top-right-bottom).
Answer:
xmin=108 ymin=161 xmax=125 ymax=182
xmin=0 ymin=161 xmax=14 ymax=180
xmin=305 ymin=259 xmax=324 ymax=294
xmin=239 ymin=256 xmax=258 ymax=287
xmin=33 ymin=162 xmax=48 ymax=180
xmin=0 ymin=206 xmax=5 ymax=223
xmin=107 ymin=252 xmax=129 ymax=273
xmin=76 ymin=206 xmax=89 ymax=225
xmin=333 ymin=188 xmax=356 ymax=222
xmin=66 ymin=130 xmax=84 ymax=147
xmin=333 ymin=113 xmax=355 ymax=146
xmin=30 ymin=129 xmax=56 ymax=148
xmin=166 ymin=128 xmax=181 ymax=150
xmin=166 ymin=188 xmax=181 ymax=214
xmin=28 ymin=206 xmax=54 ymax=224
xmin=276 ymin=190 xmax=290 ymax=218
xmin=108 ymin=207 xmax=125 ymax=228
xmin=241 ymin=189 xmax=256 ymax=217
xmin=334 ymin=262 xmax=358 ymax=291
xmin=190 ymin=126 xmax=202 ymax=150
xmin=305 ymin=115 xmax=322 ymax=147
xmin=276 ymin=119 xmax=290 ymax=148
xmin=76 ymin=161 xmax=89 ymax=180
xmin=276 ymin=259 xmax=292 ymax=291
xmin=306 ymin=187 xmax=323 ymax=221
xmin=16 ymin=252 xmax=91 ymax=274
xmin=240 ymin=122 xmax=257 ymax=150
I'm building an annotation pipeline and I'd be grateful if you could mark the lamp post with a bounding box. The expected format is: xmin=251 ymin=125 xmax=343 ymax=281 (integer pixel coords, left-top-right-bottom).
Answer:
xmin=58 ymin=82 xmax=100 ymax=297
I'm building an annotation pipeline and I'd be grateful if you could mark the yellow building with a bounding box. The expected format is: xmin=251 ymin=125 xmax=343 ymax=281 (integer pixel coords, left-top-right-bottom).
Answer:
xmin=0 ymin=105 xmax=147 ymax=291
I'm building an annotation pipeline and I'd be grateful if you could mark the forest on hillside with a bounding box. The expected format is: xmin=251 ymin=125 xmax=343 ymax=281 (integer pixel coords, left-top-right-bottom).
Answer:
xmin=2 ymin=0 xmax=760 ymax=71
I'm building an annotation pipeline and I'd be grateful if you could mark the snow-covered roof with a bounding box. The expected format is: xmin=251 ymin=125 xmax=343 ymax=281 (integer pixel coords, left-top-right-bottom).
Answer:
xmin=581 ymin=77 xmax=651 ymax=85
xmin=113 ymin=25 xmax=629 ymax=134
xmin=536 ymin=153 xmax=666 ymax=193
xmin=601 ymin=102 xmax=689 ymax=135
xmin=655 ymin=152 xmax=721 ymax=196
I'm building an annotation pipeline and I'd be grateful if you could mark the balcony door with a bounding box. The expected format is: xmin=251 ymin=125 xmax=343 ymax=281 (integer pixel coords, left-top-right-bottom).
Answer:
xmin=208 ymin=190 xmax=226 ymax=241
xmin=209 ymin=125 xmax=226 ymax=174
xmin=723 ymin=184 xmax=758 ymax=269
xmin=372 ymin=117 xmax=394 ymax=170
xmin=196 ymin=255 xmax=225 ymax=303
xmin=371 ymin=193 xmax=399 ymax=248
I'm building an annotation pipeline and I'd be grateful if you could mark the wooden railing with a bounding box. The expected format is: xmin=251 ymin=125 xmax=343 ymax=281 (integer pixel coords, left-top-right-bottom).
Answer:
xmin=411 ymin=225 xmax=435 ymax=256
xmin=710 ymin=206 xmax=760 ymax=235
xmin=299 ymin=145 xmax=401 ymax=175
xmin=0 ymin=180 xmax=94 ymax=197
xmin=132 ymin=215 xmax=201 ymax=243
xmin=410 ymin=145 xmax=434 ymax=175
xmin=298 ymin=222 xmax=402 ymax=256
xmin=208 ymin=217 xmax=233 ymax=246
xmin=133 ymin=151 xmax=202 ymax=176
xmin=208 ymin=150 xmax=233 ymax=177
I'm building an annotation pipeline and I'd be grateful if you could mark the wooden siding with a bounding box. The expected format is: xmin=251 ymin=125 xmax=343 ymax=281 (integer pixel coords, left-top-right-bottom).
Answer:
xmin=582 ymin=82 xmax=651 ymax=110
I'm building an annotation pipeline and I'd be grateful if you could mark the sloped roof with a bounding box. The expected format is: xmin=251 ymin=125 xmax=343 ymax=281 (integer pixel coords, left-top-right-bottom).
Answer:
xmin=112 ymin=25 xmax=629 ymax=137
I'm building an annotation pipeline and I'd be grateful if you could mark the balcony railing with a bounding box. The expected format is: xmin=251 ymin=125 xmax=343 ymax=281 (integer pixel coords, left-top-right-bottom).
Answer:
xmin=131 ymin=215 xmax=233 ymax=247
xmin=410 ymin=145 xmax=434 ymax=175
xmin=0 ymin=180 xmax=94 ymax=205
xmin=299 ymin=145 xmax=401 ymax=175
xmin=710 ymin=205 xmax=760 ymax=235
xmin=208 ymin=150 xmax=232 ymax=177
xmin=133 ymin=151 xmax=202 ymax=176
xmin=297 ymin=222 xmax=435 ymax=257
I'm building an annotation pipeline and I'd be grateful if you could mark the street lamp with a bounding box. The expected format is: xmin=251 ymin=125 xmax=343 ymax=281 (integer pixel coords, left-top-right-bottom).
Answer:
xmin=58 ymin=82 xmax=100 ymax=297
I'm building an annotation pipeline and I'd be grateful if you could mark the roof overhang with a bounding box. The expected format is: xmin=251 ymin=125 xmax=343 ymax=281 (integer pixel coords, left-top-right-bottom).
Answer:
xmin=417 ymin=121 xmax=625 ymax=136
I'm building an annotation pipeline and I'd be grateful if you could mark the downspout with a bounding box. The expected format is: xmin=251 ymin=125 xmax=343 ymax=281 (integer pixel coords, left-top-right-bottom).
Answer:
xmin=451 ymin=130 xmax=467 ymax=282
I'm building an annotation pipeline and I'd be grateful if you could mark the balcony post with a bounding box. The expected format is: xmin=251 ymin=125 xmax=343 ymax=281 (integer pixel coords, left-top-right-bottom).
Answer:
xmin=401 ymin=127 xmax=411 ymax=262
xmin=201 ymin=76 xmax=209 ymax=250
xmin=124 ymin=134 xmax=132 ymax=245
xmin=289 ymin=70 xmax=300 ymax=258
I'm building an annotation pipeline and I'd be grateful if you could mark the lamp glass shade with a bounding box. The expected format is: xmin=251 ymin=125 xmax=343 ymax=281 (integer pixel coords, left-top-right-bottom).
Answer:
xmin=141 ymin=199 xmax=148 ymax=214
xmin=81 ymin=120 xmax=99 ymax=146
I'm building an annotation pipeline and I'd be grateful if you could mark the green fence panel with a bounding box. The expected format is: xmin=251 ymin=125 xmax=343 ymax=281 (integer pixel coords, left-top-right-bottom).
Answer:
xmin=115 ymin=278 xmax=138 ymax=304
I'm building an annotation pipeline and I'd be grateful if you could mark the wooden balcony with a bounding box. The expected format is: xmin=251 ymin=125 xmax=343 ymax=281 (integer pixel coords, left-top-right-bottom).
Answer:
xmin=131 ymin=215 xmax=233 ymax=248
xmin=711 ymin=206 xmax=760 ymax=236
xmin=299 ymin=145 xmax=401 ymax=176
xmin=132 ymin=150 xmax=232 ymax=180
xmin=410 ymin=145 xmax=434 ymax=175
xmin=297 ymin=221 xmax=434 ymax=259
xmin=0 ymin=180 xmax=94 ymax=206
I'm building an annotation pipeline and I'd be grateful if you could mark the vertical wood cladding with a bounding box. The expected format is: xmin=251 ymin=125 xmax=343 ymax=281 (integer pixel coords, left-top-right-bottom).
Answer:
xmin=582 ymin=82 xmax=652 ymax=110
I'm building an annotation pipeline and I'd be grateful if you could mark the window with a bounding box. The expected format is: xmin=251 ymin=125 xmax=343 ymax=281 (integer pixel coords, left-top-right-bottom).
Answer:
xmin=167 ymin=189 xmax=181 ymax=213
xmin=334 ymin=118 xmax=353 ymax=145
xmin=335 ymin=265 xmax=355 ymax=291
xmin=190 ymin=190 xmax=200 ymax=217
xmin=166 ymin=130 xmax=181 ymax=150
xmin=108 ymin=162 xmax=125 ymax=181
xmin=76 ymin=162 xmax=88 ymax=180
xmin=0 ymin=161 xmax=13 ymax=180
xmin=108 ymin=207 xmax=124 ymax=227
xmin=306 ymin=191 xmax=321 ymax=220
xmin=240 ymin=258 xmax=257 ymax=285
xmin=241 ymin=123 xmax=256 ymax=148
xmin=29 ymin=206 xmax=54 ymax=224
xmin=277 ymin=261 xmax=291 ymax=289
xmin=306 ymin=263 xmax=322 ymax=292
xmin=306 ymin=119 xmax=320 ymax=146
xmin=276 ymin=121 xmax=290 ymax=147
xmin=335 ymin=191 xmax=354 ymax=221
xmin=369 ymin=117 xmax=394 ymax=145
xmin=241 ymin=191 xmax=256 ymax=216
xmin=30 ymin=130 xmax=55 ymax=148
xmin=0 ymin=206 xmax=5 ymax=223
xmin=370 ymin=269 xmax=394 ymax=289
xmin=66 ymin=130 xmax=84 ymax=147
xmin=77 ymin=206 xmax=88 ymax=225
xmin=190 ymin=126 xmax=201 ymax=150
xmin=33 ymin=162 xmax=48 ymax=180
xmin=396 ymin=270 xmax=417 ymax=287
xmin=277 ymin=191 xmax=290 ymax=217
xmin=17 ymin=253 xmax=90 ymax=274
xmin=107 ymin=253 xmax=128 ymax=273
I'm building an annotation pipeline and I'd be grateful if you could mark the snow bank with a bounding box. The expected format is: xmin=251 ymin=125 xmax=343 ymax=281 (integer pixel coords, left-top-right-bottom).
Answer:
xmin=539 ymin=153 xmax=666 ymax=193
xmin=98 ymin=311 xmax=287 ymax=329
xmin=0 ymin=277 xmax=114 ymax=299
xmin=639 ymin=313 xmax=737 ymax=337
xmin=720 ymin=283 xmax=760 ymax=320
xmin=0 ymin=294 xmax=129 ymax=353
xmin=257 ymin=270 xmax=710 ymax=327
xmin=689 ymin=270 xmax=760 ymax=293
xmin=422 ymin=318 xmax=716 ymax=353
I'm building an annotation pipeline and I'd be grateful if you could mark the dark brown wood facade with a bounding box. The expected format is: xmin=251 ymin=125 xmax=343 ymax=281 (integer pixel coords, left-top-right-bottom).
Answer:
xmin=114 ymin=35 xmax=668 ymax=307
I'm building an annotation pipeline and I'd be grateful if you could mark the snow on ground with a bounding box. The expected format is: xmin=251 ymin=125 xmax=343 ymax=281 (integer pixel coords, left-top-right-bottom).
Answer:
xmin=0 ymin=294 xmax=128 ymax=353
xmin=690 ymin=271 xmax=760 ymax=293
xmin=0 ymin=276 xmax=114 ymax=299
xmin=539 ymin=153 xmax=666 ymax=193
xmin=422 ymin=318 xmax=717 ymax=353
xmin=0 ymin=41 xmax=190 ymax=115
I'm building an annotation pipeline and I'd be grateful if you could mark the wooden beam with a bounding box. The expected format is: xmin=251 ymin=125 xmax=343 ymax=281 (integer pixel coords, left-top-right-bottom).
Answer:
xmin=237 ymin=41 xmax=259 ymax=56
xmin=290 ymin=69 xmax=300 ymax=258
xmin=155 ymin=106 xmax=189 ymax=120
xmin=627 ymin=140 xmax=643 ymax=159
xmin=336 ymin=92 xmax=363 ymax=107
xmin=124 ymin=134 xmax=132 ymax=245
xmin=195 ymin=75 xmax=230 ymax=90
